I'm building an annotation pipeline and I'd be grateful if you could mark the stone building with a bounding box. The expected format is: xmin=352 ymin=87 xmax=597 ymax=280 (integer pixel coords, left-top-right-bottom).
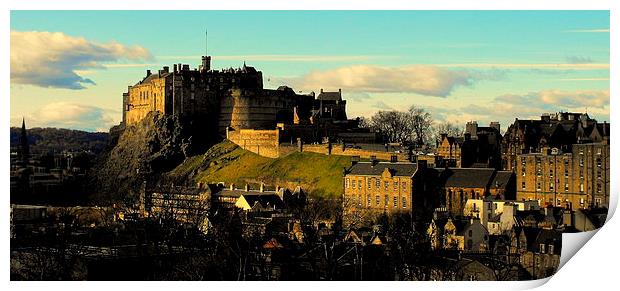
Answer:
xmin=515 ymin=142 xmax=610 ymax=209
xmin=435 ymin=121 xmax=502 ymax=169
xmin=501 ymin=112 xmax=608 ymax=171
xmin=342 ymin=160 xmax=437 ymax=226
xmin=440 ymin=168 xmax=516 ymax=217
xmin=140 ymin=183 xmax=211 ymax=223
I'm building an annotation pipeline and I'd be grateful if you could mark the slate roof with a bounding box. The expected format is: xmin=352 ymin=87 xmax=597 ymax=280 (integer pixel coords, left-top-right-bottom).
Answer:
xmin=317 ymin=91 xmax=342 ymax=101
xmin=347 ymin=162 xmax=418 ymax=177
xmin=213 ymin=188 xmax=279 ymax=198
xmin=243 ymin=194 xmax=285 ymax=209
xmin=443 ymin=168 xmax=495 ymax=188
xmin=490 ymin=171 xmax=514 ymax=189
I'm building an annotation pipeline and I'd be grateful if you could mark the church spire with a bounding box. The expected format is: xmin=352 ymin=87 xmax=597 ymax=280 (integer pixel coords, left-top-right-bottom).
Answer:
xmin=19 ymin=117 xmax=30 ymax=164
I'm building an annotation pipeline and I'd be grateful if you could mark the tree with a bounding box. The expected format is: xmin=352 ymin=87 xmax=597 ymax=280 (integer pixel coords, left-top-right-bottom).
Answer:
xmin=432 ymin=121 xmax=463 ymax=145
xmin=407 ymin=106 xmax=433 ymax=148
xmin=370 ymin=111 xmax=411 ymax=143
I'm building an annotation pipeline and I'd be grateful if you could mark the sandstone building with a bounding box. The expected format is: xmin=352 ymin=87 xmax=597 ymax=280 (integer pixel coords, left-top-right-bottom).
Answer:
xmin=501 ymin=112 xmax=608 ymax=171
xmin=515 ymin=143 xmax=610 ymax=209
xmin=342 ymin=159 xmax=438 ymax=226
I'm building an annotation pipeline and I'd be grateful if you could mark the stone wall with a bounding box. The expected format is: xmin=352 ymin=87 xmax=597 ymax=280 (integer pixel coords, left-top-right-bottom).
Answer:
xmin=226 ymin=128 xmax=281 ymax=158
xmin=300 ymin=143 xmax=409 ymax=161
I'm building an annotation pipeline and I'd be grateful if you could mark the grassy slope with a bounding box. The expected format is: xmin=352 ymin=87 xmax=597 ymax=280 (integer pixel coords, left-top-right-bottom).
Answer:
xmin=167 ymin=140 xmax=350 ymax=198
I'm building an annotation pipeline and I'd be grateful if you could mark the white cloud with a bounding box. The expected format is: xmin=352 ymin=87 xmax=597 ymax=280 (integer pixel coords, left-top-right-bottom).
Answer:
xmin=564 ymin=28 xmax=610 ymax=33
xmin=11 ymin=30 xmax=152 ymax=89
xmin=496 ymin=89 xmax=609 ymax=108
xmin=157 ymin=54 xmax=393 ymax=62
xmin=437 ymin=63 xmax=608 ymax=70
xmin=12 ymin=102 xmax=119 ymax=132
xmin=283 ymin=64 xmax=492 ymax=97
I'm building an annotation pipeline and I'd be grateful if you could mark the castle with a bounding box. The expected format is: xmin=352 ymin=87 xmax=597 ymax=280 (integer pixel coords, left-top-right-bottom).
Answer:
xmin=122 ymin=53 xmax=358 ymax=135
xmin=122 ymin=51 xmax=381 ymax=157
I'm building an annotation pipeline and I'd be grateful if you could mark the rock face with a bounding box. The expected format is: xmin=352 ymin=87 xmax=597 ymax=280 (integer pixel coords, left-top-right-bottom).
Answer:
xmin=90 ymin=112 xmax=219 ymax=202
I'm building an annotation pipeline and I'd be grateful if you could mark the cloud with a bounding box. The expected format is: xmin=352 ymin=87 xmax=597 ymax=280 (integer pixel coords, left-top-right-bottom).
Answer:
xmin=565 ymin=28 xmax=610 ymax=33
xmin=283 ymin=64 xmax=494 ymax=97
xmin=157 ymin=54 xmax=393 ymax=62
xmin=437 ymin=63 xmax=608 ymax=70
xmin=372 ymin=100 xmax=393 ymax=110
xmin=11 ymin=31 xmax=152 ymax=89
xmin=565 ymin=56 xmax=594 ymax=64
xmin=495 ymin=89 xmax=609 ymax=108
xmin=13 ymin=102 xmax=119 ymax=132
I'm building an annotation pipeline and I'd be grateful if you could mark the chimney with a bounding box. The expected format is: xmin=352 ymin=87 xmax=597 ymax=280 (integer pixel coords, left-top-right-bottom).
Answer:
xmin=173 ymin=64 xmax=177 ymax=72
xmin=390 ymin=155 xmax=398 ymax=163
xmin=260 ymin=183 xmax=265 ymax=192
xmin=244 ymin=184 xmax=249 ymax=191
xmin=146 ymin=69 xmax=152 ymax=76
xmin=370 ymin=156 xmax=378 ymax=166
xmin=320 ymin=88 xmax=324 ymax=93
xmin=163 ymin=66 xmax=169 ymax=73
xmin=229 ymin=183 xmax=235 ymax=190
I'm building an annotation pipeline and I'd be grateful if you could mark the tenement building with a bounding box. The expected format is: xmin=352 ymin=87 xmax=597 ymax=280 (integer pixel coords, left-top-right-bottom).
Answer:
xmin=515 ymin=143 xmax=610 ymax=209
xmin=342 ymin=159 xmax=438 ymax=226
xmin=501 ymin=112 xmax=609 ymax=171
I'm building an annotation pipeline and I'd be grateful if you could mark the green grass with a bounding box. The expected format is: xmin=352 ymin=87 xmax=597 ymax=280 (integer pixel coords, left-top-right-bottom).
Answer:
xmin=167 ymin=140 xmax=350 ymax=198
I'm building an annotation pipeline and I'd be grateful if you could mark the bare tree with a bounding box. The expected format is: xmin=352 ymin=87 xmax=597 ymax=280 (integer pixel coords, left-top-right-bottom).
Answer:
xmin=432 ymin=121 xmax=463 ymax=145
xmin=407 ymin=105 xmax=433 ymax=148
xmin=370 ymin=111 xmax=411 ymax=143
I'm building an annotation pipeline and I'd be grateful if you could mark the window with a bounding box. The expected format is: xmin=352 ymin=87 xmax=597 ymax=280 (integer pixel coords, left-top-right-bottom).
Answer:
xmin=367 ymin=196 xmax=371 ymax=207
xmin=597 ymin=158 xmax=602 ymax=168
xmin=351 ymin=180 xmax=356 ymax=189
xmin=597 ymin=183 xmax=602 ymax=193
xmin=565 ymin=184 xmax=569 ymax=192
xmin=384 ymin=195 xmax=389 ymax=208
xmin=376 ymin=195 xmax=380 ymax=205
xmin=358 ymin=180 xmax=362 ymax=189
xmin=402 ymin=197 xmax=407 ymax=208
xmin=539 ymin=244 xmax=546 ymax=254
xmin=394 ymin=181 xmax=398 ymax=190
xmin=376 ymin=179 xmax=381 ymax=189
xmin=468 ymin=230 xmax=473 ymax=237
xmin=550 ymin=182 xmax=554 ymax=191
xmin=393 ymin=196 xmax=398 ymax=207
xmin=580 ymin=183 xmax=584 ymax=192
xmin=537 ymin=182 xmax=541 ymax=191
xmin=358 ymin=195 xmax=362 ymax=206
xmin=522 ymin=181 xmax=526 ymax=190
xmin=346 ymin=178 xmax=350 ymax=188
xmin=548 ymin=245 xmax=554 ymax=254
xmin=596 ymin=198 xmax=602 ymax=206
xmin=368 ymin=179 xmax=372 ymax=189
xmin=402 ymin=182 xmax=407 ymax=191
xmin=385 ymin=181 xmax=389 ymax=190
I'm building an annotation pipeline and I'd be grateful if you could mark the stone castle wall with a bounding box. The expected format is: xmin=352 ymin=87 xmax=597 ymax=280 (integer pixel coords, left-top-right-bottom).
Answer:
xmin=226 ymin=128 xmax=281 ymax=158
xmin=299 ymin=143 xmax=409 ymax=161
xmin=218 ymin=88 xmax=312 ymax=135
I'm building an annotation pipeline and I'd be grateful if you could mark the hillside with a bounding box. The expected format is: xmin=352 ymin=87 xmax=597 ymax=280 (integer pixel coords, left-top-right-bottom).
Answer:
xmin=89 ymin=112 xmax=219 ymax=202
xmin=166 ymin=140 xmax=351 ymax=198
xmin=10 ymin=127 xmax=109 ymax=154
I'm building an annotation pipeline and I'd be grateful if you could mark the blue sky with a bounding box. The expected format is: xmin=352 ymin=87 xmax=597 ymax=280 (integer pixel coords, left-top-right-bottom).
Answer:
xmin=10 ymin=11 xmax=609 ymax=132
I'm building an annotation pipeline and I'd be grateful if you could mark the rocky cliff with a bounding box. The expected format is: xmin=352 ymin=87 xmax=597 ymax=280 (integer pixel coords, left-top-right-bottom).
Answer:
xmin=90 ymin=112 xmax=219 ymax=203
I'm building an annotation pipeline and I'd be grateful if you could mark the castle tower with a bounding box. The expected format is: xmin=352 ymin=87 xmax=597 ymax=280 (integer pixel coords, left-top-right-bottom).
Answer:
xmin=18 ymin=118 xmax=30 ymax=165
xmin=200 ymin=29 xmax=211 ymax=72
